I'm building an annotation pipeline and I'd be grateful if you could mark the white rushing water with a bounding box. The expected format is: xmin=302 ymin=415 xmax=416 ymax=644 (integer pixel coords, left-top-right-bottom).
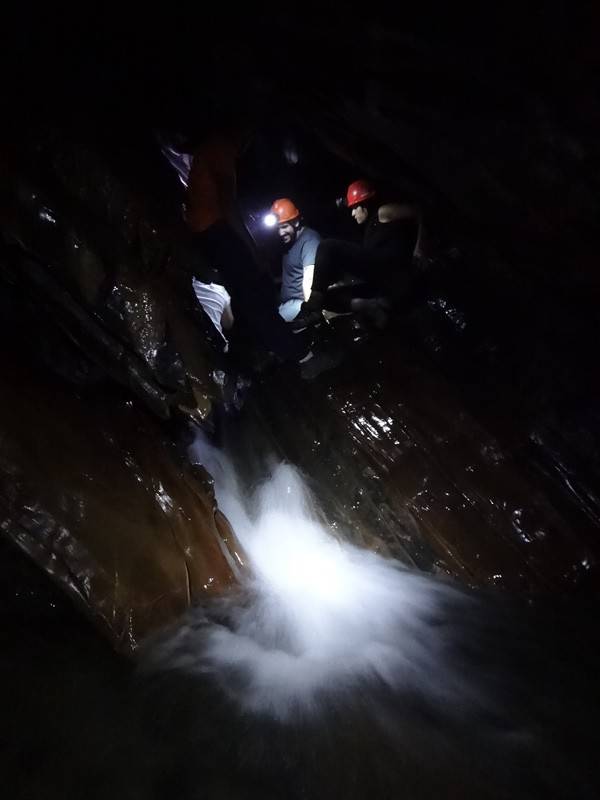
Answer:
xmin=139 ymin=434 xmax=488 ymax=721
xmin=135 ymin=436 xmax=583 ymax=799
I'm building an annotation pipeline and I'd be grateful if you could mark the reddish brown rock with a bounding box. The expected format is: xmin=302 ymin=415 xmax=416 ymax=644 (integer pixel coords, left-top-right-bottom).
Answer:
xmin=0 ymin=350 xmax=245 ymax=654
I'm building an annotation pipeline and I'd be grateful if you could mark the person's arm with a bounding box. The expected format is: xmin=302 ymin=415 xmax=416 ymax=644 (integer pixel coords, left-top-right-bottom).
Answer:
xmin=301 ymin=235 xmax=320 ymax=300
xmin=221 ymin=300 xmax=234 ymax=331
xmin=378 ymin=203 xmax=420 ymax=224
xmin=302 ymin=265 xmax=315 ymax=301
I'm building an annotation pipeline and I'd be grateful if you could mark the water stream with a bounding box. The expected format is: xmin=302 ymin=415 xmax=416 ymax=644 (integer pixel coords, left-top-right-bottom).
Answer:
xmin=137 ymin=434 xmax=598 ymax=799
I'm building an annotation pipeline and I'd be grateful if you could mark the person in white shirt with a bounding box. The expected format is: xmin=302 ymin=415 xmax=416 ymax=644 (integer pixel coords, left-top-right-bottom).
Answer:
xmin=191 ymin=278 xmax=234 ymax=352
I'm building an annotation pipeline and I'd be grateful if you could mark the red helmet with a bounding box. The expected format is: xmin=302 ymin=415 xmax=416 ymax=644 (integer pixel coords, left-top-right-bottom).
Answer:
xmin=346 ymin=179 xmax=376 ymax=208
xmin=271 ymin=198 xmax=300 ymax=223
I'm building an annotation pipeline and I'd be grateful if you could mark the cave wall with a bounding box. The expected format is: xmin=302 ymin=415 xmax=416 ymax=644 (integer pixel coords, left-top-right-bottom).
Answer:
xmin=0 ymin=125 xmax=222 ymax=422
xmin=1 ymin=7 xmax=598 ymax=620
xmin=0 ymin=336 xmax=244 ymax=653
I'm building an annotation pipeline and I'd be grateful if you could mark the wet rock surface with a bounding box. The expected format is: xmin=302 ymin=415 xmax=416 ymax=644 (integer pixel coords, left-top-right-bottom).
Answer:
xmin=0 ymin=326 xmax=244 ymax=652
xmin=1 ymin=109 xmax=598 ymax=639
xmin=0 ymin=126 xmax=220 ymax=422
xmin=227 ymin=314 xmax=599 ymax=595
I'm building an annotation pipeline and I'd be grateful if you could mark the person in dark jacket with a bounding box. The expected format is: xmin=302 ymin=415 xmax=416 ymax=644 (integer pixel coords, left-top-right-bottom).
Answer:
xmin=300 ymin=179 xmax=421 ymax=326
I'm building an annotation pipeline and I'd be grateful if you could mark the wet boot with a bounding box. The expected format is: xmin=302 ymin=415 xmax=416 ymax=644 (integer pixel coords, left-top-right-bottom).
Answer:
xmin=290 ymin=291 xmax=325 ymax=333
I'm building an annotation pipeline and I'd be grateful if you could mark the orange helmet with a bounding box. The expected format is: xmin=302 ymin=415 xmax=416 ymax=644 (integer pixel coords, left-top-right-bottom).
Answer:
xmin=346 ymin=179 xmax=376 ymax=208
xmin=271 ymin=198 xmax=300 ymax=223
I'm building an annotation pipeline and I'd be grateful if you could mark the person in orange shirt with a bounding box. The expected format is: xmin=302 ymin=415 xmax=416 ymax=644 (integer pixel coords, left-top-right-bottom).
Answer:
xmin=184 ymin=132 xmax=240 ymax=236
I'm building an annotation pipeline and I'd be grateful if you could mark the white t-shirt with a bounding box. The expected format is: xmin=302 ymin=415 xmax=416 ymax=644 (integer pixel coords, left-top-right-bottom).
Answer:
xmin=160 ymin=143 xmax=192 ymax=188
xmin=192 ymin=279 xmax=232 ymax=349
